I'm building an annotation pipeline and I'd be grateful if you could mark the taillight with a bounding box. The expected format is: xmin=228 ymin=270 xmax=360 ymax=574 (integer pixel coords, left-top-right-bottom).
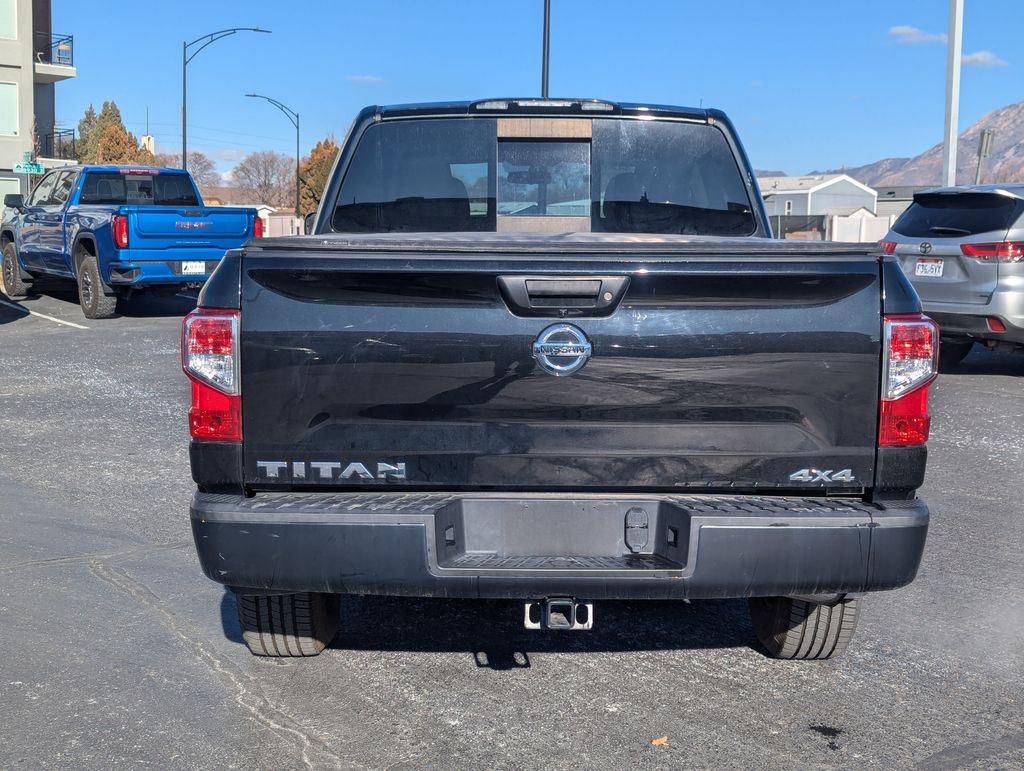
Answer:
xmin=182 ymin=309 xmax=241 ymax=442
xmin=112 ymin=214 xmax=129 ymax=249
xmin=879 ymin=240 xmax=897 ymax=254
xmin=253 ymin=216 xmax=263 ymax=238
xmin=960 ymin=241 xmax=1024 ymax=263
xmin=880 ymin=313 xmax=938 ymax=447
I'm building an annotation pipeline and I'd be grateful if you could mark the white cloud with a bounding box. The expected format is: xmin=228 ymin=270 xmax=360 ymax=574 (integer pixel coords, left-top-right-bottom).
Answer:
xmin=345 ymin=74 xmax=383 ymax=82
xmin=889 ymin=25 xmax=947 ymax=45
xmin=963 ymin=50 xmax=1008 ymax=67
xmin=211 ymin=148 xmax=247 ymax=162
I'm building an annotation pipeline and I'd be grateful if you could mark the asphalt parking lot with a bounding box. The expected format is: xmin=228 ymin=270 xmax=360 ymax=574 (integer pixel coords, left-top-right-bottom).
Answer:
xmin=1 ymin=283 xmax=1022 ymax=770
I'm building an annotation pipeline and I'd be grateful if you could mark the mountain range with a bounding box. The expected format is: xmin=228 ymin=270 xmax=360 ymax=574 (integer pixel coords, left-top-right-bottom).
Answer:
xmin=812 ymin=101 xmax=1024 ymax=187
xmin=200 ymin=100 xmax=1023 ymax=192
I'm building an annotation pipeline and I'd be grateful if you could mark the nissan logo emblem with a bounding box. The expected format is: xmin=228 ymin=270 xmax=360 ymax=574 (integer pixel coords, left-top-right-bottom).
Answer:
xmin=532 ymin=324 xmax=592 ymax=376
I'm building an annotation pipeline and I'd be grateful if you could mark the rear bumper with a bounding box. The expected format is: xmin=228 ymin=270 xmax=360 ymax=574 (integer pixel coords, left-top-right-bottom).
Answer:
xmin=923 ymin=281 xmax=1024 ymax=346
xmin=105 ymin=257 xmax=223 ymax=286
xmin=190 ymin=492 xmax=928 ymax=600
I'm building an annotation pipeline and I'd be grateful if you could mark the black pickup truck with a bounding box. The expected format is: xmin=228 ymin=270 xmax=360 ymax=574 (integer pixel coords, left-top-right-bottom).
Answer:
xmin=184 ymin=99 xmax=936 ymax=660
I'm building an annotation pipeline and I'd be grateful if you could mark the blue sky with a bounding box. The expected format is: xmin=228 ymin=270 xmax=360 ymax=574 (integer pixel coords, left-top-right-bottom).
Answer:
xmin=53 ymin=0 xmax=1020 ymax=176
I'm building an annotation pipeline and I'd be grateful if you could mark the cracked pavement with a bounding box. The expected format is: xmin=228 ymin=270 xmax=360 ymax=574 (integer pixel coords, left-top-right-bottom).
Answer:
xmin=1 ymin=285 xmax=1022 ymax=769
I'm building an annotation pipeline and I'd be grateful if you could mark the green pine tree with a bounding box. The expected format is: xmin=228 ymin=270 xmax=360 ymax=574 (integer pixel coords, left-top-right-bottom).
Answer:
xmin=76 ymin=104 xmax=97 ymax=162
xmin=76 ymin=102 xmax=150 ymax=164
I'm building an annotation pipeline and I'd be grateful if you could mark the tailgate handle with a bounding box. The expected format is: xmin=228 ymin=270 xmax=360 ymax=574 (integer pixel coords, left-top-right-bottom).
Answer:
xmin=526 ymin=279 xmax=601 ymax=298
xmin=498 ymin=275 xmax=629 ymax=316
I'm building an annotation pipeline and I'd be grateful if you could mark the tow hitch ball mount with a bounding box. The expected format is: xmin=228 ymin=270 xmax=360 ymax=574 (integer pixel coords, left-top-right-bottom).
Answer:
xmin=523 ymin=597 xmax=594 ymax=630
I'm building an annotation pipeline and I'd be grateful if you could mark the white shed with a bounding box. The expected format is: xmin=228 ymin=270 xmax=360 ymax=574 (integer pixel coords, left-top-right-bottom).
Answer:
xmin=758 ymin=174 xmax=877 ymax=217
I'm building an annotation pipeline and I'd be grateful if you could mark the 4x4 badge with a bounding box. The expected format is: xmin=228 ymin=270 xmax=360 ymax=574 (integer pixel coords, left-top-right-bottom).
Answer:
xmin=789 ymin=468 xmax=856 ymax=483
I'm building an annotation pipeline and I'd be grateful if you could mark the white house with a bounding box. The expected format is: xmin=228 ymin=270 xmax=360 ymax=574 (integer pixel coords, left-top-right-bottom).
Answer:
xmin=758 ymin=174 xmax=877 ymax=217
xmin=250 ymin=204 xmax=300 ymax=237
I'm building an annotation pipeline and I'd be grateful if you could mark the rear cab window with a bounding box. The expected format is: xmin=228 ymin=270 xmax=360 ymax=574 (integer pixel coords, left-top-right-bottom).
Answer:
xmin=50 ymin=170 xmax=76 ymax=206
xmin=79 ymin=170 xmax=200 ymax=207
xmin=893 ymin=192 xmax=1023 ymax=238
xmin=331 ymin=117 xmax=755 ymax=236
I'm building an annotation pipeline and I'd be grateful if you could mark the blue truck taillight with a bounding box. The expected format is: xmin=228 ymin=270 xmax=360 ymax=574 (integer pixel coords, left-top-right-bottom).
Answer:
xmin=182 ymin=309 xmax=241 ymax=442
xmin=112 ymin=214 xmax=129 ymax=249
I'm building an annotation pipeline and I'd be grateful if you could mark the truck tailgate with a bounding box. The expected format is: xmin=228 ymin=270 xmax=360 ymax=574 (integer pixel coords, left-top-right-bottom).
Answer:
xmin=125 ymin=206 xmax=252 ymax=251
xmin=237 ymin=236 xmax=882 ymax=493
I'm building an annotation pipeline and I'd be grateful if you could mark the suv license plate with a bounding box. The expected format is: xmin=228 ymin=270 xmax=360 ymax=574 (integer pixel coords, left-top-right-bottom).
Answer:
xmin=915 ymin=258 xmax=943 ymax=277
xmin=181 ymin=261 xmax=206 ymax=275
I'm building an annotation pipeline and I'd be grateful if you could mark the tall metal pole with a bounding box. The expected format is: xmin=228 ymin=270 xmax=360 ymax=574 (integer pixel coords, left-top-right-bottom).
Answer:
xmin=182 ymin=28 xmax=271 ymax=173
xmin=246 ymin=94 xmax=300 ymax=216
xmin=541 ymin=0 xmax=550 ymax=98
xmin=942 ymin=0 xmax=964 ymax=186
xmin=181 ymin=42 xmax=187 ymax=170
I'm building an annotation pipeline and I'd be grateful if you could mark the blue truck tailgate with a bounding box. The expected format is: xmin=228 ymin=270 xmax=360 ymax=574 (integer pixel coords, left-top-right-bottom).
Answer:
xmin=123 ymin=206 xmax=254 ymax=254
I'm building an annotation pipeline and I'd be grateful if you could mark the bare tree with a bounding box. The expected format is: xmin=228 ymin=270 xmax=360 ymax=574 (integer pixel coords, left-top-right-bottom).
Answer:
xmin=230 ymin=151 xmax=295 ymax=208
xmin=152 ymin=151 xmax=221 ymax=186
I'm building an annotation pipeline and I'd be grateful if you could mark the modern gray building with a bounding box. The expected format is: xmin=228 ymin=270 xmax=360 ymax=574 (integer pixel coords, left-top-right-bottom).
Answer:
xmin=758 ymin=174 xmax=877 ymax=217
xmin=875 ymin=186 xmax=926 ymax=219
xmin=0 ymin=0 xmax=76 ymax=199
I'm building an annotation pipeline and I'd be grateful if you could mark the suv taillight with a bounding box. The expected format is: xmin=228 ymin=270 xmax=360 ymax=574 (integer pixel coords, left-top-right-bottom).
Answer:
xmin=253 ymin=216 xmax=263 ymax=238
xmin=880 ymin=314 xmax=939 ymax=447
xmin=182 ymin=309 xmax=241 ymax=442
xmin=879 ymin=240 xmax=897 ymax=254
xmin=112 ymin=214 xmax=129 ymax=249
xmin=960 ymin=241 xmax=1024 ymax=263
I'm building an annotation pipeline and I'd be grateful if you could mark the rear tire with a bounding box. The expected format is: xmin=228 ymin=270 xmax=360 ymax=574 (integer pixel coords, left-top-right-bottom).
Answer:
xmin=1 ymin=241 xmax=31 ymax=299
xmin=939 ymin=339 xmax=973 ymax=367
xmin=749 ymin=595 xmax=860 ymax=660
xmin=76 ymin=252 xmax=117 ymax=319
xmin=235 ymin=592 xmax=340 ymax=657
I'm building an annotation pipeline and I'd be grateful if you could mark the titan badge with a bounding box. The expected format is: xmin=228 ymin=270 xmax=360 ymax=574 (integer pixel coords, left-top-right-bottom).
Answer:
xmin=257 ymin=461 xmax=406 ymax=481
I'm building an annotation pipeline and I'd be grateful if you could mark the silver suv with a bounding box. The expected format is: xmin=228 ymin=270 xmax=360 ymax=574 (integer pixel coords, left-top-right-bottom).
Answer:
xmin=881 ymin=185 xmax=1024 ymax=364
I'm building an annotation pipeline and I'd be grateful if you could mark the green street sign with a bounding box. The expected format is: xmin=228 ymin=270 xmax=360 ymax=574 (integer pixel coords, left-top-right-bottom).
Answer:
xmin=14 ymin=162 xmax=45 ymax=174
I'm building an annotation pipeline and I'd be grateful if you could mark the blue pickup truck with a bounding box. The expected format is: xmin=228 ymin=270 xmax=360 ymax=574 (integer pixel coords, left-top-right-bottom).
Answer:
xmin=1 ymin=165 xmax=260 ymax=318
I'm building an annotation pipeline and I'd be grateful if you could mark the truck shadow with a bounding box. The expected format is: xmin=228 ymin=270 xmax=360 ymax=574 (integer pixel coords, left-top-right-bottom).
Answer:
xmin=219 ymin=591 xmax=761 ymax=669
xmin=22 ymin=279 xmax=197 ymax=319
xmin=0 ymin=296 xmax=28 ymax=325
xmin=116 ymin=292 xmax=197 ymax=318
xmin=939 ymin=347 xmax=1024 ymax=377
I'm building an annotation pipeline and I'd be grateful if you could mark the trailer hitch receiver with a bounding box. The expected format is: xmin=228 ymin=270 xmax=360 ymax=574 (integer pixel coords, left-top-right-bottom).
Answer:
xmin=523 ymin=597 xmax=594 ymax=630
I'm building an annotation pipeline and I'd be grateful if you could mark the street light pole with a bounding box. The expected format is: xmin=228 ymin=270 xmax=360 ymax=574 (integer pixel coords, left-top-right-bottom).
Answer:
xmin=541 ymin=0 xmax=551 ymax=98
xmin=246 ymin=94 xmax=300 ymax=217
xmin=942 ymin=0 xmax=963 ymax=186
xmin=182 ymin=27 xmax=271 ymax=172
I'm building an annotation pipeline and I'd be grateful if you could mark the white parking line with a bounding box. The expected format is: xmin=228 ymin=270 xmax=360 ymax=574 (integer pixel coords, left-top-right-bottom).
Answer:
xmin=0 ymin=297 xmax=89 ymax=329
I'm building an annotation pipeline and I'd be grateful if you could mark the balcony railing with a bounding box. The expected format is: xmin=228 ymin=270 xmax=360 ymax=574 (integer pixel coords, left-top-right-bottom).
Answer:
xmin=38 ymin=128 xmax=77 ymax=160
xmin=34 ymin=32 xmax=74 ymax=67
